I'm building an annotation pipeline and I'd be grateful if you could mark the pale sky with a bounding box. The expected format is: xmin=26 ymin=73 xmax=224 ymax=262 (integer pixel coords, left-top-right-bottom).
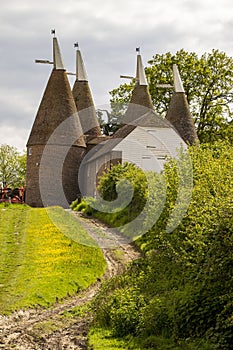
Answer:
xmin=1 ymin=0 xmax=233 ymax=151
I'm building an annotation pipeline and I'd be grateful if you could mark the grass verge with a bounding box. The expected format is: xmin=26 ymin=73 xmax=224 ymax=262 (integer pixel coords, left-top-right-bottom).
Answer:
xmin=88 ymin=326 xmax=213 ymax=350
xmin=88 ymin=327 xmax=140 ymax=350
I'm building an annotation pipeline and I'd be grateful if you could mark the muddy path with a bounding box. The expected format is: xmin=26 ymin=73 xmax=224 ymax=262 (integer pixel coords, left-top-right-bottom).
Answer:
xmin=0 ymin=212 xmax=141 ymax=349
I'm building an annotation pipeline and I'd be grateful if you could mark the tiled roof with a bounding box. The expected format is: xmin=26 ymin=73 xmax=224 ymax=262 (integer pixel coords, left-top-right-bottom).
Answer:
xmin=72 ymin=49 xmax=101 ymax=138
xmin=27 ymin=69 xmax=86 ymax=147
xmin=166 ymin=64 xmax=199 ymax=145
xmin=166 ymin=92 xmax=198 ymax=145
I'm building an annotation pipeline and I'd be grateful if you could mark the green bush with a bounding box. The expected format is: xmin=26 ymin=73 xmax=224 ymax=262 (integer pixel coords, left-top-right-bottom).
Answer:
xmin=71 ymin=198 xmax=96 ymax=216
xmin=70 ymin=198 xmax=79 ymax=210
xmin=97 ymin=162 xmax=148 ymax=226
xmin=111 ymin=289 xmax=145 ymax=336
xmin=139 ymin=297 xmax=173 ymax=338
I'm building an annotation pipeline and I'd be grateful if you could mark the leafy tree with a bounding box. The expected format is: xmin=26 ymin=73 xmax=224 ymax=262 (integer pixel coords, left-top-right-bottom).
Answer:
xmin=110 ymin=49 xmax=233 ymax=143
xmin=96 ymin=82 xmax=135 ymax=135
xmin=0 ymin=144 xmax=26 ymax=188
xmin=96 ymin=108 xmax=124 ymax=135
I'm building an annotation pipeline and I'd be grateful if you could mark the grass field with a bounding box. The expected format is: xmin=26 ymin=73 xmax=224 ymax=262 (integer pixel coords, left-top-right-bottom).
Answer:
xmin=0 ymin=204 xmax=106 ymax=314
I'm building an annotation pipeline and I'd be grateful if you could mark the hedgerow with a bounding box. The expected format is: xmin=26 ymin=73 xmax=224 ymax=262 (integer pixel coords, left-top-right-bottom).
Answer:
xmin=80 ymin=140 xmax=233 ymax=349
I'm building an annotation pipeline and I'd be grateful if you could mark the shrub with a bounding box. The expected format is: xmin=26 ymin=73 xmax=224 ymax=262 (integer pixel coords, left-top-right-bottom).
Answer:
xmin=102 ymin=287 xmax=146 ymax=337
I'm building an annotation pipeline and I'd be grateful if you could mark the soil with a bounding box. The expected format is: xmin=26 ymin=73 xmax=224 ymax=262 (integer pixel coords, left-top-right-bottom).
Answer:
xmin=0 ymin=212 xmax=141 ymax=349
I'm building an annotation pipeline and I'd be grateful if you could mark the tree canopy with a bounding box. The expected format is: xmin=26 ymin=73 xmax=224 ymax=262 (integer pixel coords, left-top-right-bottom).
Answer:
xmin=110 ymin=49 xmax=233 ymax=143
xmin=0 ymin=144 xmax=26 ymax=188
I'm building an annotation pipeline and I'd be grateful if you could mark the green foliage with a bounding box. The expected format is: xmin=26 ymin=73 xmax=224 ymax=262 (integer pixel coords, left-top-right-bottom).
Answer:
xmin=88 ymin=327 xmax=141 ymax=349
xmin=71 ymin=163 xmax=148 ymax=230
xmin=110 ymin=49 xmax=233 ymax=143
xmin=0 ymin=205 xmax=106 ymax=314
xmin=71 ymin=197 xmax=97 ymax=217
xmin=97 ymin=162 xmax=148 ymax=227
xmin=96 ymin=82 xmax=136 ymax=135
xmin=106 ymin=288 xmax=145 ymax=337
xmin=91 ymin=141 xmax=233 ymax=349
xmin=0 ymin=144 xmax=26 ymax=187
xmin=70 ymin=198 xmax=79 ymax=209
xmin=96 ymin=108 xmax=125 ymax=136
xmin=98 ymin=162 xmax=147 ymax=198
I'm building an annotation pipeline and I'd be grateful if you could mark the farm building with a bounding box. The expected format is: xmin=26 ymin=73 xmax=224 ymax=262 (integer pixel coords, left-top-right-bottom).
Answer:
xmin=26 ymin=37 xmax=86 ymax=207
xmin=25 ymin=34 xmax=198 ymax=207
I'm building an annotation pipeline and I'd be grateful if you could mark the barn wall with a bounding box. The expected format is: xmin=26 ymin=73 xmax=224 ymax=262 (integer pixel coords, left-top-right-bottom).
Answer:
xmin=26 ymin=145 xmax=85 ymax=208
xmin=113 ymin=126 xmax=186 ymax=172
xmin=25 ymin=145 xmax=44 ymax=207
xmin=63 ymin=146 xmax=86 ymax=205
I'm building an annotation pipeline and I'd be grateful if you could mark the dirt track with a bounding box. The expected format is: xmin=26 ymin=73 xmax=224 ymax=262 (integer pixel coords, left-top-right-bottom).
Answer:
xmin=0 ymin=212 xmax=141 ymax=349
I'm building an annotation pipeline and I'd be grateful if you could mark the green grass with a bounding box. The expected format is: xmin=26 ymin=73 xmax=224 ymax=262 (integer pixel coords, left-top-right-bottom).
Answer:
xmin=88 ymin=327 xmax=140 ymax=350
xmin=0 ymin=204 xmax=106 ymax=314
xmin=88 ymin=327 xmax=213 ymax=350
xmin=47 ymin=207 xmax=99 ymax=247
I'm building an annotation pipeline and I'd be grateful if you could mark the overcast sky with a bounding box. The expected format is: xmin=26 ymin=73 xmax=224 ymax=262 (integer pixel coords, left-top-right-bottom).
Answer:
xmin=1 ymin=0 xmax=233 ymax=151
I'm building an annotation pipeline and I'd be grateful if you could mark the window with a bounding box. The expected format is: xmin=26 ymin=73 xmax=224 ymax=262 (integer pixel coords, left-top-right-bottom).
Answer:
xmin=28 ymin=148 xmax=32 ymax=156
